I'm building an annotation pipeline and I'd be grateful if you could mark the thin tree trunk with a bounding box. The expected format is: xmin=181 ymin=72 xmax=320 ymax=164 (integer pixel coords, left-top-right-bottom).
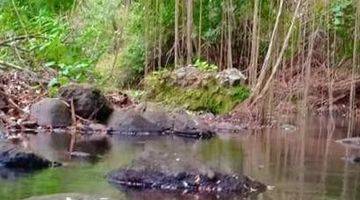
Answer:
xmin=249 ymin=0 xmax=260 ymax=86
xmin=348 ymin=0 xmax=359 ymax=133
xmin=197 ymin=0 xmax=203 ymax=59
xmin=251 ymin=0 xmax=302 ymax=104
xmin=186 ymin=0 xmax=193 ymax=65
xmin=174 ymin=0 xmax=179 ymax=68
xmin=248 ymin=0 xmax=285 ymax=102
xmin=226 ymin=0 xmax=233 ymax=69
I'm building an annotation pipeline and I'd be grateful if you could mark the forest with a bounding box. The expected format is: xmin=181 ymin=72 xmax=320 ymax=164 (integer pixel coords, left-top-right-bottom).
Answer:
xmin=0 ymin=0 xmax=359 ymax=200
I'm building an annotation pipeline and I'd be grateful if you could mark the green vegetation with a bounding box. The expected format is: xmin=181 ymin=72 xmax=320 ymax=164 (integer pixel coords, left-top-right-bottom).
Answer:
xmin=0 ymin=0 xmax=359 ymax=113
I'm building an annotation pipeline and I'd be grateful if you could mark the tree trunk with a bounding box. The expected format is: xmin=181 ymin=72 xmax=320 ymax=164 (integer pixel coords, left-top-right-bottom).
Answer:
xmin=174 ymin=0 xmax=179 ymax=68
xmin=249 ymin=0 xmax=260 ymax=86
xmin=251 ymin=0 xmax=302 ymax=104
xmin=186 ymin=0 xmax=193 ymax=65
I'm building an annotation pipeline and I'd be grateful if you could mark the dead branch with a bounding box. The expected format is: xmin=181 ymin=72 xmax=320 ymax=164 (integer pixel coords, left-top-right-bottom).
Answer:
xmin=0 ymin=89 xmax=27 ymax=114
xmin=0 ymin=35 xmax=47 ymax=47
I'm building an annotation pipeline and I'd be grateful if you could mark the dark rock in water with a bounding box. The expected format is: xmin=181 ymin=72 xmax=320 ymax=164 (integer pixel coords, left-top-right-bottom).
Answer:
xmin=30 ymin=98 xmax=72 ymax=127
xmin=107 ymin=109 xmax=163 ymax=135
xmin=173 ymin=111 xmax=215 ymax=139
xmin=0 ymin=143 xmax=60 ymax=170
xmin=108 ymin=169 xmax=266 ymax=198
xmin=59 ymin=84 xmax=113 ymax=123
xmin=107 ymin=108 xmax=215 ymax=139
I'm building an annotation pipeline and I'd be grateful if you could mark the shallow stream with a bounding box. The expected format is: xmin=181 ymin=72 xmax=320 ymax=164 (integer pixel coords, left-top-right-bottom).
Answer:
xmin=0 ymin=116 xmax=359 ymax=200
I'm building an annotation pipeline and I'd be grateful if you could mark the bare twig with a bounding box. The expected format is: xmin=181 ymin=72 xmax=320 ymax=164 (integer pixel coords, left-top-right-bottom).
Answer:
xmin=0 ymin=89 xmax=27 ymax=114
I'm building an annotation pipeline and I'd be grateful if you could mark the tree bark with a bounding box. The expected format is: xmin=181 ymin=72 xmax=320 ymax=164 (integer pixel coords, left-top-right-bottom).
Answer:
xmin=186 ymin=0 xmax=193 ymax=65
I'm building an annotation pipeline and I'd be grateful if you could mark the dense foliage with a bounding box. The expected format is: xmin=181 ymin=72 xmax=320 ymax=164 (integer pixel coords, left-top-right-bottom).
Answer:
xmin=0 ymin=0 xmax=358 ymax=104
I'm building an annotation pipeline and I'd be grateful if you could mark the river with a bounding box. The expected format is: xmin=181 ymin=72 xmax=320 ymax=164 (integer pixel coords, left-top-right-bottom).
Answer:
xmin=0 ymin=116 xmax=359 ymax=200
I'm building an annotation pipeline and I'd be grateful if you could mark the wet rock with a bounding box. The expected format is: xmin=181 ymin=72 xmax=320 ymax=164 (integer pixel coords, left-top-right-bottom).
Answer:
xmin=108 ymin=169 xmax=266 ymax=198
xmin=216 ymin=68 xmax=246 ymax=86
xmin=0 ymin=143 xmax=59 ymax=170
xmin=211 ymin=121 xmax=243 ymax=133
xmin=30 ymin=98 xmax=72 ymax=127
xmin=173 ymin=111 xmax=215 ymax=139
xmin=107 ymin=109 xmax=163 ymax=135
xmin=140 ymin=103 xmax=173 ymax=132
xmin=59 ymin=84 xmax=113 ymax=123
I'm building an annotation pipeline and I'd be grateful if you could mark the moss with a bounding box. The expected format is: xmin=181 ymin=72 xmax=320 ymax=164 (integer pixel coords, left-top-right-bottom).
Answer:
xmin=144 ymin=71 xmax=250 ymax=114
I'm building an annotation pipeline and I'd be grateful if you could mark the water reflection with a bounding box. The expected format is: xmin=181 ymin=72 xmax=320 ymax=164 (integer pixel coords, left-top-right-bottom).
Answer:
xmin=0 ymin=116 xmax=359 ymax=200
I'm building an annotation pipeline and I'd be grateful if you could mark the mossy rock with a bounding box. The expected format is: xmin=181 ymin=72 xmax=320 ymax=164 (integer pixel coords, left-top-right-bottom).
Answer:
xmin=144 ymin=71 xmax=250 ymax=114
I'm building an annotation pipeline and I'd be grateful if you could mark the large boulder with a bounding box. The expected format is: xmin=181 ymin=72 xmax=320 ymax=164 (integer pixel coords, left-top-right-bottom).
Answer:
xmin=0 ymin=143 xmax=59 ymax=170
xmin=107 ymin=109 xmax=163 ymax=135
xmin=216 ymin=68 xmax=246 ymax=86
xmin=59 ymin=84 xmax=113 ymax=123
xmin=30 ymin=98 xmax=72 ymax=127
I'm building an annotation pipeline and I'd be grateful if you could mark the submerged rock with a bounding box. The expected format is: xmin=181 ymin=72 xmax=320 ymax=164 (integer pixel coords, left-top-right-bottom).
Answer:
xmin=30 ymin=98 xmax=72 ymax=127
xmin=0 ymin=143 xmax=59 ymax=170
xmin=107 ymin=109 xmax=163 ymax=135
xmin=108 ymin=169 xmax=266 ymax=198
xmin=216 ymin=68 xmax=246 ymax=86
xmin=59 ymin=84 xmax=113 ymax=123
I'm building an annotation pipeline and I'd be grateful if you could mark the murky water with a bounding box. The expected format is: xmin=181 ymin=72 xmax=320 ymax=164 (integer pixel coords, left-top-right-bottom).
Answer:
xmin=0 ymin=116 xmax=359 ymax=200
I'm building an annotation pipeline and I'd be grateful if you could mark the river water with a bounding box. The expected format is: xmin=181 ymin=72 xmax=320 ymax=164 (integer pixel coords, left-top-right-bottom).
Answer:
xmin=0 ymin=116 xmax=359 ymax=200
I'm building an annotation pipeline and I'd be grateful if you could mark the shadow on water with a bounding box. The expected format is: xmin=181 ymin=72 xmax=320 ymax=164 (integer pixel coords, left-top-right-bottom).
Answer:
xmin=0 ymin=116 xmax=359 ymax=200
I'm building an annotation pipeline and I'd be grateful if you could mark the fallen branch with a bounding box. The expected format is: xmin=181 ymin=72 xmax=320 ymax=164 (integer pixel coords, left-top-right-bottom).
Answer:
xmin=0 ymin=60 xmax=24 ymax=71
xmin=0 ymin=35 xmax=47 ymax=47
